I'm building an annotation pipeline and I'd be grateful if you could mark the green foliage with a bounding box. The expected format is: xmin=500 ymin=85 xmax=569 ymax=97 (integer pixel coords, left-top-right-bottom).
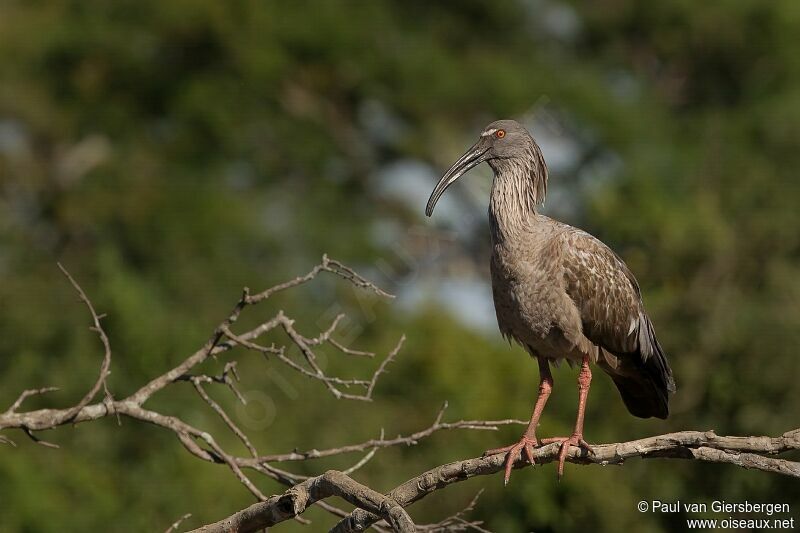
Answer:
xmin=1 ymin=1 xmax=799 ymax=531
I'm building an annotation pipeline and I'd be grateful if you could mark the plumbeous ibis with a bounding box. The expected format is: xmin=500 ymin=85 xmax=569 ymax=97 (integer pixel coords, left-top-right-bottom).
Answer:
xmin=425 ymin=120 xmax=676 ymax=482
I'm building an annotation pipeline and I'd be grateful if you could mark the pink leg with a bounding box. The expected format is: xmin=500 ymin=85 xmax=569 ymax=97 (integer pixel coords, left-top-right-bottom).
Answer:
xmin=484 ymin=358 xmax=553 ymax=484
xmin=541 ymin=354 xmax=594 ymax=479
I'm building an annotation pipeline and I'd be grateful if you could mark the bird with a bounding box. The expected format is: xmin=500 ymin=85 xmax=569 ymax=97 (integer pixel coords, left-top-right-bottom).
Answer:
xmin=425 ymin=119 xmax=676 ymax=483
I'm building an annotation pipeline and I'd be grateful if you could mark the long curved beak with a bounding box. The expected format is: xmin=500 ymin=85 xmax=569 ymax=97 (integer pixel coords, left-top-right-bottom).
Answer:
xmin=425 ymin=142 xmax=489 ymax=216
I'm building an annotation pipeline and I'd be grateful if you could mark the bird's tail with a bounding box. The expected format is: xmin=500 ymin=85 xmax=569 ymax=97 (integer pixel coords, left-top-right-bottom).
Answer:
xmin=599 ymin=315 xmax=676 ymax=419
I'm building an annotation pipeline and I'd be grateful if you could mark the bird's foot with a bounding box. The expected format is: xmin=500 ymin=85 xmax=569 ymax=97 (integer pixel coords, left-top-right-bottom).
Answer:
xmin=483 ymin=435 xmax=540 ymax=485
xmin=540 ymin=433 xmax=594 ymax=480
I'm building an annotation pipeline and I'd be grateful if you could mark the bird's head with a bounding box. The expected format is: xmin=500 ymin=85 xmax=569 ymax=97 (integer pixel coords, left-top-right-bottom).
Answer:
xmin=425 ymin=119 xmax=547 ymax=216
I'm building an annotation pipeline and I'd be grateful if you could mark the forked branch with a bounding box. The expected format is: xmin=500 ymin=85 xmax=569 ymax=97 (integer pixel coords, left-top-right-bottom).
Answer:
xmin=3 ymin=257 xmax=797 ymax=533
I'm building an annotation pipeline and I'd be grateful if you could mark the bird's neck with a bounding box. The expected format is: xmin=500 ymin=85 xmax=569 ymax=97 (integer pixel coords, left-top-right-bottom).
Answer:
xmin=488 ymin=157 xmax=547 ymax=242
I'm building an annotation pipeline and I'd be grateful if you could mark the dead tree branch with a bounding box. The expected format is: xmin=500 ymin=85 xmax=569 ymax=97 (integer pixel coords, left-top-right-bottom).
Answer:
xmin=165 ymin=513 xmax=193 ymax=533
xmin=0 ymin=256 xmax=503 ymax=531
xmin=185 ymin=427 xmax=800 ymax=532
xmin=330 ymin=428 xmax=800 ymax=532
xmin=190 ymin=470 xmax=414 ymax=533
xmin=4 ymin=256 xmax=798 ymax=533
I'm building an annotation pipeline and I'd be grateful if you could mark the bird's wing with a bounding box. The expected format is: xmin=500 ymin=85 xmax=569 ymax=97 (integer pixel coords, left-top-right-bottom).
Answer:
xmin=558 ymin=229 xmax=644 ymax=356
xmin=556 ymin=228 xmax=676 ymax=418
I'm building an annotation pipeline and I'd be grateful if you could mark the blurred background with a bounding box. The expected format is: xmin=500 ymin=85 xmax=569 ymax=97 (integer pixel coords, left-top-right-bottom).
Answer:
xmin=1 ymin=1 xmax=799 ymax=531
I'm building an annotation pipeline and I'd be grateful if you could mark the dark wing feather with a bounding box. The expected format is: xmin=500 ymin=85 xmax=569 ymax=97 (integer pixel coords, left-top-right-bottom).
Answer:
xmin=559 ymin=229 xmax=676 ymax=419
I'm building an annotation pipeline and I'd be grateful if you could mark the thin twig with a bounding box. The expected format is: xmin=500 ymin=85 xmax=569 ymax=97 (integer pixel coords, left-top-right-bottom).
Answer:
xmin=191 ymin=378 xmax=258 ymax=458
xmin=55 ymin=264 xmax=113 ymax=424
xmin=164 ymin=513 xmax=192 ymax=533
xmin=416 ymin=490 xmax=490 ymax=532
xmin=5 ymin=387 xmax=59 ymax=414
xmin=254 ymin=403 xmax=525 ymax=463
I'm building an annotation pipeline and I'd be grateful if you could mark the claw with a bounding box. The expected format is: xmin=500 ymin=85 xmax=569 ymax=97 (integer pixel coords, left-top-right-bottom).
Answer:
xmin=523 ymin=442 xmax=536 ymax=464
xmin=541 ymin=434 xmax=593 ymax=479
xmin=484 ymin=436 xmax=540 ymax=485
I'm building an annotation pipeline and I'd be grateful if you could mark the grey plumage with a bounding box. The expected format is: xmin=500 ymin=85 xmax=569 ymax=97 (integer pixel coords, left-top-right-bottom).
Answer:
xmin=427 ymin=119 xmax=675 ymax=422
xmin=491 ymin=219 xmax=675 ymax=418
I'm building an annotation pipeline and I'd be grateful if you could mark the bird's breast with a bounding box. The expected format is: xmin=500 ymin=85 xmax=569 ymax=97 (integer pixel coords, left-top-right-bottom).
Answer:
xmin=490 ymin=239 xmax=588 ymax=361
xmin=491 ymin=246 xmax=559 ymax=335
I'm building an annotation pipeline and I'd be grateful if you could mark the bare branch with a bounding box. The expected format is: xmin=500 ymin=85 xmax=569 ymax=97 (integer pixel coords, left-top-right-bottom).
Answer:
xmin=128 ymin=255 xmax=391 ymax=405
xmin=253 ymin=404 xmax=525 ymax=463
xmin=330 ymin=338 xmax=376 ymax=358
xmin=188 ymin=470 xmax=414 ymax=533
xmin=5 ymin=387 xmax=59 ymax=414
xmin=223 ymin=318 xmax=403 ymax=401
xmin=301 ymin=314 xmax=375 ymax=357
xmin=6 ymin=258 xmax=798 ymax=533
xmin=23 ymin=427 xmax=59 ymax=449
xmin=164 ymin=513 xmax=192 ymax=533
xmin=246 ymin=254 xmax=394 ymax=304
xmin=224 ymin=321 xmax=371 ymax=390
xmin=191 ymin=378 xmax=258 ymax=458
xmin=331 ymin=429 xmax=800 ymax=532
xmin=416 ymin=491 xmax=490 ymax=532
xmin=55 ymin=264 xmax=113 ymax=423
xmin=0 ymin=256 xmax=405 ymax=529
xmin=192 ymin=427 xmax=800 ymax=533
xmin=302 ymin=313 xmax=347 ymax=346
xmin=364 ymin=336 xmax=404 ymax=400
xmin=342 ymin=447 xmax=378 ymax=476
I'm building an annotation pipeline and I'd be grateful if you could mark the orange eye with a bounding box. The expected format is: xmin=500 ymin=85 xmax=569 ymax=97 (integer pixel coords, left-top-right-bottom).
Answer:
xmin=495 ymin=129 xmax=506 ymax=139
